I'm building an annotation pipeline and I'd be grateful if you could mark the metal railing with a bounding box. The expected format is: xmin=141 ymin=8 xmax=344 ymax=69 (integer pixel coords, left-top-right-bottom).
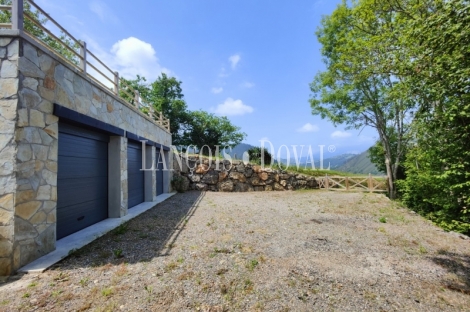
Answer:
xmin=0 ymin=0 xmax=170 ymax=132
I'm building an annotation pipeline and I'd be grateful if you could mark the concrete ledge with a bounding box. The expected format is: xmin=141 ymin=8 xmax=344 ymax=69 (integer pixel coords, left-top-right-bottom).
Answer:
xmin=18 ymin=192 xmax=176 ymax=273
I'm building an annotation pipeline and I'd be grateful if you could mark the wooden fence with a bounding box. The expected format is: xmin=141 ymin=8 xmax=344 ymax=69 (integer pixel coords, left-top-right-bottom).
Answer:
xmin=317 ymin=174 xmax=387 ymax=193
xmin=0 ymin=0 xmax=170 ymax=132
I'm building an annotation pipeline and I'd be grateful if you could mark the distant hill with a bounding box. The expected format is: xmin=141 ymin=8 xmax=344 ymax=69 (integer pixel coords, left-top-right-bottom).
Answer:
xmin=226 ymin=143 xmax=256 ymax=160
xmin=336 ymin=150 xmax=382 ymax=175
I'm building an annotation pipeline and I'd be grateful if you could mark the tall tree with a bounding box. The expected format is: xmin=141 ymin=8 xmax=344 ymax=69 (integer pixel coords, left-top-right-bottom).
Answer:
xmin=120 ymin=74 xmax=192 ymax=145
xmin=309 ymin=0 xmax=413 ymax=199
xmin=182 ymin=110 xmax=246 ymax=155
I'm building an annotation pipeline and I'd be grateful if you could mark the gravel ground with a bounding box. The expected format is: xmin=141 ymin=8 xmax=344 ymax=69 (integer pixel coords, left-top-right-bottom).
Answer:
xmin=0 ymin=190 xmax=469 ymax=311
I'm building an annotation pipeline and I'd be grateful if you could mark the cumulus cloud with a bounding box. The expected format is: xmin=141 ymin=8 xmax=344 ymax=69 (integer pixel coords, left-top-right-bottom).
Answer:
xmin=331 ymin=130 xmax=352 ymax=138
xmin=110 ymin=37 xmax=171 ymax=81
xmin=241 ymin=81 xmax=255 ymax=88
xmin=214 ymin=98 xmax=253 ymax=116
xmin=211 ymin=87 xmax=223 ymax=94
xmin=297 ymin=123 xmax=319 ymax=133
xmin=229 ymin=54 xmax=241 ymax=70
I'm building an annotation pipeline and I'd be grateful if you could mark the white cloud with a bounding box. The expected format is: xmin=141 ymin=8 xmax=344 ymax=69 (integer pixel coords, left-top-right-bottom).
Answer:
xmin=89 ymin=1 xmax=118 ymax=24
xmin=214 ymin=98 xmax=253 ymax=116
xmin=331 ymin=130 xmax=352 ymax=138
xmin=110 ymin=37 xmax=171 ymax=81
xmin=297 ymin=123 xmax=319 ymax=133
xmin=241 ymin=81 xmax=255 ymax=88
xmin=229 ymin=54 xmax=241 ymax=70
xmin=211 ymin=87 xmax=223 ymax=94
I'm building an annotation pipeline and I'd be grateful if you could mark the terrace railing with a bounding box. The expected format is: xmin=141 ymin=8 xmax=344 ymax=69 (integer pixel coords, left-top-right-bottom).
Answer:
xmin=0 ymin=0 xmax=170 ymax=132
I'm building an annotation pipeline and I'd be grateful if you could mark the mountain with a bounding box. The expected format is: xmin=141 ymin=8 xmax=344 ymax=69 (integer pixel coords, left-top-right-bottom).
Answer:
xmin=226 ymin=143 xmax=256 ymax=160
xmin=336 ymin=150 xmax=382 ymax=175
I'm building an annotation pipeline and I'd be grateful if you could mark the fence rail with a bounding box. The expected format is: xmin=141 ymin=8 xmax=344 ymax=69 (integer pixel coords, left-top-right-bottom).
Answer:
xmin=318 ymin=174 xmax=387 ymax=193
xmin=0 ymin=0 xmax=170 ymax=132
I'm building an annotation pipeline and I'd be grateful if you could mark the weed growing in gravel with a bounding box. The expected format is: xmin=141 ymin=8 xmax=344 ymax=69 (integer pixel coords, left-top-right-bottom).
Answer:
xmin=101 ymin=287 xmax=113 ymax=297
xmin=246 ymin=259 xmax=259 ymax=271
xmin=379 ymin=217 xmax=387 ymax=223
xmin=22 ymin=293 xmax=30 ymax=298
xmin=113 ymin=223 xmax=129 ymax=235
xmin=79 ymin=278 xmax=89 ymax=287
xmin=27 ymin=282 xmax=37 ymax=288
xmin=165 ymin=261 xmax=178 ymax=272
xmin=419 ymin=245 xmax=428 ymax=254
xmin=113 ymin=249 xmax=123 ymax=258
xmin=378 ymin=227 xmax=386 ymax=233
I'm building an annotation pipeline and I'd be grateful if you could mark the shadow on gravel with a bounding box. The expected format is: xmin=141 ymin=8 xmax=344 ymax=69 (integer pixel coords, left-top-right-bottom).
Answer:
xmin=50 ymin=191 xmax=205 ymax=269
xmin=430 ymin=251 xmax=470 ymax=295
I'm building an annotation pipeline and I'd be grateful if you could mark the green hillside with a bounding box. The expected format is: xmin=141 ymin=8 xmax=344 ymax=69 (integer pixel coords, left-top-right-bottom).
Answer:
xmin=336 ymin=150 xmax=382 ymax=175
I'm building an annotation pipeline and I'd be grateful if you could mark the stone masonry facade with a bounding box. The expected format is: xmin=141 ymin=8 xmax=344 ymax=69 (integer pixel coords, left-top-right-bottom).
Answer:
xmin=0 ymin=32 xmax=172 ymax=275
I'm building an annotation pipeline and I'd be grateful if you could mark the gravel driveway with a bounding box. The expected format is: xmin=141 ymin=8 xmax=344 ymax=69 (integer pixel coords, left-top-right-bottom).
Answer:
xmin=1 ymin=190 xmax=469 ymax=311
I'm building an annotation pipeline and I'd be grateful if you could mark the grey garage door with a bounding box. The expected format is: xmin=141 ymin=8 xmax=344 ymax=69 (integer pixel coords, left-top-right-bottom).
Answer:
xmin=57 ymin=122 xmax=109 ymax=239
xmin=156 ymin=148 xmax=164 ymax=196
xmin=127 ymin=140 xmax=144 ymax=208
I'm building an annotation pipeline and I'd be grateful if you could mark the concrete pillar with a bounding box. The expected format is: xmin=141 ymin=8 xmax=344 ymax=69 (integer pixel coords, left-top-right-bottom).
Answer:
xmin=144 ymin=145 xmax=155 ymax=202
xmin=163 ymin=150 xmax=171 ymax=193
xmin=108 ymin=136 xmax=127 ymax=218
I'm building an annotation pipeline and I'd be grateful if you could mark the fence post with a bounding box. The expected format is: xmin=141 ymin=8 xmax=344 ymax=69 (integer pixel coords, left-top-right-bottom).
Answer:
xmin=166 ymin=118 xmax=170 ymax=132
xmin=325 ymin=174 xmax=329 ymax=191
xmin=134 ymin=90 xmax=140 ymax=108
xmin=368 ymin=173 xmax=372 ymax=193
xmin=12 ymin=0 xmax=24 ymax=31
xmin=346 ymin=177 xmax=349 ymax=191
xmin=114 ymin=72 xmax=119 ymax=95
xmin=79 ymin=40 xmax=87 ymax=73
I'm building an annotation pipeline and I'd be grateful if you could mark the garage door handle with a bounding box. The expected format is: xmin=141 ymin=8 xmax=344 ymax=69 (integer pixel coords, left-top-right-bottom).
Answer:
xmin=77 ymin=216 xmax=85 ymax=221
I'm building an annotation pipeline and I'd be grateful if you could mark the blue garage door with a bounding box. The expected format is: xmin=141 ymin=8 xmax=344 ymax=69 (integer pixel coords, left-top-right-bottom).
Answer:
xmin=127 ymin=140 xmax=145 ymax=208
xmin=57 ymin=122 xmax=108 ymax=239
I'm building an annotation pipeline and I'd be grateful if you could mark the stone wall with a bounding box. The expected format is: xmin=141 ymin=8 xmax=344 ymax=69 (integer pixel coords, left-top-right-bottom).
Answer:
xmin=0 ymin=32 xmax=172 ymax=274
xmin=0 ymin=36 xmax=19 ymax=275
xmin=173 ymin=156 xmax=319 ymax=192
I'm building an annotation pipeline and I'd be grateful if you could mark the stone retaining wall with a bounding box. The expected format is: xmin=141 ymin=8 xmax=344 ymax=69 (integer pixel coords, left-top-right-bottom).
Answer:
xmin=173 ymin=156 xmax=319 ymax=192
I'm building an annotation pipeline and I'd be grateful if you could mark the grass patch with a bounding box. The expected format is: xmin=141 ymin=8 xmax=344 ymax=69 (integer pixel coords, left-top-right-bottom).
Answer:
xmin=246 ymin=259 xmax=259 ymax=272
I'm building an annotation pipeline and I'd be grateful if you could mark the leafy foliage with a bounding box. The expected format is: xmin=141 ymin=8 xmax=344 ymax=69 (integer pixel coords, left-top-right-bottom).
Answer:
xmin=182 ymin=110 xmax=246 ymax=155
xmin=0 ymin=0 xmax=80 ymax=64
xmin=309 ymin=0 xmax=413 ymax=199
xmin=247 ymin=147 xmax=272 ymax=165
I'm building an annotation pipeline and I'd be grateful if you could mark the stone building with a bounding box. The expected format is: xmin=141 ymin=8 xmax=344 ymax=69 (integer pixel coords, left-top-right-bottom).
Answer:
xmin=0 ymin=26 xmax=172 ymax=274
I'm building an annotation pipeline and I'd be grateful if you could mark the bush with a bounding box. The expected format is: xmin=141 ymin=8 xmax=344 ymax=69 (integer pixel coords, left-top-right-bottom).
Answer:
xmin=247 ymin=147 xmax=272 ymax=165
xmin=171 ymin=175 xmax=187 ymax=193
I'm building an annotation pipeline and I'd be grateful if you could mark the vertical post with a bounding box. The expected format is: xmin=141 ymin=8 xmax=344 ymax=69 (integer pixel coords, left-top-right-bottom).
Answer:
xmin=325 ymin=174 xmax=329 ymax=190
xmin=134 ymin=90 xmax=140 ymax=108
xmin=345 ymin=177 xmax=349 ymax=191
xmin=368 ymin=173 xmax=372 ymax=193
xmin=12 ymin=0 xmax=24 ymax=31
xmin=114 ymin=72 xmax=119 ymax=95
xmin=79 ymin=40 xmax=87 ymax=73
xmin=166 ymin=118 xmax=170 ymax=132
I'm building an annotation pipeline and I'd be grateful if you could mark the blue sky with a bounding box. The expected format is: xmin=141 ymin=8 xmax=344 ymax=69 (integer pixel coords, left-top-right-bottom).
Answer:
xmin=36 ymin=0 xmax=378 ymax=158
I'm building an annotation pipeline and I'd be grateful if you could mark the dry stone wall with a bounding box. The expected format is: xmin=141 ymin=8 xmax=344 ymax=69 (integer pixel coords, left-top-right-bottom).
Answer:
xmin=173 ymin=156 xmax=319 ymax=192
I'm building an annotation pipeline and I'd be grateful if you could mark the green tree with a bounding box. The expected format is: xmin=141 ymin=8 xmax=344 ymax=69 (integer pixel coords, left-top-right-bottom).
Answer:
xmin=309 ymin=0 xmax=413 ymax=199
xmin=182 ymin=110 xmax=246 ymax=155
xmin=120 ymin=74 xmax=191 ymax=145
xmin=247 ymin=147 xmax=273 ymax=165
xmin=390 ymin=0 xmax=470 ymax=233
